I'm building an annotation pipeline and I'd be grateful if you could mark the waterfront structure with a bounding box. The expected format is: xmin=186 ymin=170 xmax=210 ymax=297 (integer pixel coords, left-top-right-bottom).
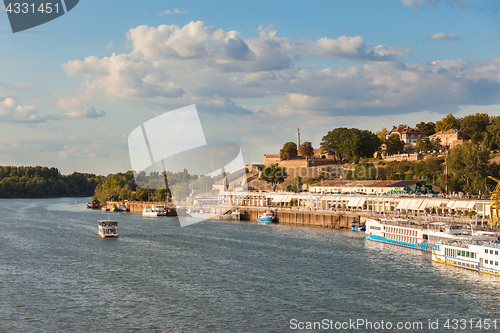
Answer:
xmin=432 ymin=240 xmax=500 ymax=276
xmin=217 ymin=191 xmax=492 ymax=219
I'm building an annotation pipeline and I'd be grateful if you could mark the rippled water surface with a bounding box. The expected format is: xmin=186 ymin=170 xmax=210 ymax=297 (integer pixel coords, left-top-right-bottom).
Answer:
xmin=1 ymin=198 xmax=500 ymax=332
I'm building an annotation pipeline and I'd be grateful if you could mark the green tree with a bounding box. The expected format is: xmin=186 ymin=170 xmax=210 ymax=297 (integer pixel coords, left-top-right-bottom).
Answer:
xmin=171 ymin=182 xmax=190 ymax=201
xmin=358 ymin=130 xmax=381 ymax=158
xmin=299 ymin=142 xmax=314 ymax=158
xmin=459 ymin=113 xmax=490 ymax=142
xmin=385 ymin=134 xmax=405 ymax=155
xmin=448 ymin=141 xmax=489 ymax=195
xmin=280 ymin=142 xmax=298 ymax=159
xmin=435 ymin=114 xmax=460 ymax=132
xmin=415 ymin=121 xmax=436 ymax=136
xmin=376 ymin=127 xmax=388 ymax=141
xmin=321 ymin=127 xmax=349 ymax=163
xmin=285 ymin=176 xmax=303 ymax=192
xmin=415 ymin=136 xmax=433 ymax=153
xmin=321 ymin=127 xmax=380 ymax=163
xmin=259 ymin=164 xmax=288 ymax=191
xmin=486 ymin=116 xmax=500 ymax=149
xmin=135 ymin=188 xmax=149 ymax=201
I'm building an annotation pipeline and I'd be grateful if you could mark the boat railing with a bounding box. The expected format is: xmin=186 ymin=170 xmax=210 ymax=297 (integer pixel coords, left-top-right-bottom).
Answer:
xmin=437 ymin=239 xmax=500 ymax=249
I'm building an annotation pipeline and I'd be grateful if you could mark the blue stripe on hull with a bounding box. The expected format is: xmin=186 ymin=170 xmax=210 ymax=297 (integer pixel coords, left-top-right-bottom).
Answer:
xmin=365 ymin=234 xmax=437 ymax=252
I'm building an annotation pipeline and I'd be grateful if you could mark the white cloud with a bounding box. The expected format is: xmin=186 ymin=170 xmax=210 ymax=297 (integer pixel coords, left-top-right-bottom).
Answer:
xmin=61 ymin=21 xmax=500 ymax=121
xmin=0 ymin=97 xmax=47 ymax=123
xmin=401 ymin=0 xmax=469 ymax=10
xmin=158 ymin=9 xmax=188 ymax=16
xmin=62 ymin=53 xmax=185 ymax=100
xmin=56 ymin=97 xmax=106 ymax=119
xmin=105 ymin=41 xmax=114 ymax=49
xmin=58 ymin=145 xmax=98 ymax=159
xmin=401 ymin=0 xmax=437 ymax=10
xmin=125 ymin=22 xmax=406 ymax=73
xmin=427 ymin=33 xmax=461 ymax=40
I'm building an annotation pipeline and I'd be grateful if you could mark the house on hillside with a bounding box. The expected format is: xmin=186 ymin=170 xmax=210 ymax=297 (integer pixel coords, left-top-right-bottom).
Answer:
xmin=386 ymin=127 xmax=423 ymax=152
xmin=429 ymin=129 xmax=463 ymax=148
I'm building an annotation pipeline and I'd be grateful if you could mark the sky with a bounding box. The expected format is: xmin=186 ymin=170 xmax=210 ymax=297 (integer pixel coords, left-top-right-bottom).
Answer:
xmin=1 ymin=0 xmax=500 ymax=175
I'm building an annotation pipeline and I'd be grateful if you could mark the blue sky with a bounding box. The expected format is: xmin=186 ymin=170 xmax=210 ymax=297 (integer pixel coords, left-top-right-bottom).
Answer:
xmin=1 ymin=0 xmax=500 ymax=174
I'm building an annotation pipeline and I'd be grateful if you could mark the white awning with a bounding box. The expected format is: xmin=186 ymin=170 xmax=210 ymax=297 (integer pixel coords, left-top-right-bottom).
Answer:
xmin=465 ymin=201 xmax=476 ymax=209
xmin=426 ymin=199 xmax=446 ymax=208
xmin=396 ymin=198 xmax=411 ymax=210
xmin=346 ymin=197 xmax=366 ymax=208
xmin=407 ymin=199 xmax=421 ymax=210
xmin=417 ymin=199 xmax=430 ymax=210
xmin=346 ymin=197 xmax=357 ymax=207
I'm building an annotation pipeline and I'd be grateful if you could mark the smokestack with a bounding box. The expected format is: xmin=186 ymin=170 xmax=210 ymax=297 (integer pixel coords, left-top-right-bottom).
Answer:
xmin=297 ymin=128 xmax=300 ymax=155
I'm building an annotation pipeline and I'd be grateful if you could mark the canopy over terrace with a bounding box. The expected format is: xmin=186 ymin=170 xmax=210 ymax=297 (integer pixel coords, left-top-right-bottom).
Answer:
xmin=309 ymin=180 xmax=443 ymax=195
xmin=396 ymin=198 xmax=448 ymax=212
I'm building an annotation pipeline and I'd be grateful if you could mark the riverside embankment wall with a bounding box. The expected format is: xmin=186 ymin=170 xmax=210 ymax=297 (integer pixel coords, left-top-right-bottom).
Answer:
xmin=239 ymin=208 xmax=362 ymax=228
xmin=105 ymin=201 xmax=362 ymax=228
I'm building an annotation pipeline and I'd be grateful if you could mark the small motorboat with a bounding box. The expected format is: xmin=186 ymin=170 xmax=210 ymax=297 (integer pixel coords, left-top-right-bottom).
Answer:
xmin=257 ymin=211 xmax=274 ymax=224
xmin=351 ymin=221 xmax=366 ymax=231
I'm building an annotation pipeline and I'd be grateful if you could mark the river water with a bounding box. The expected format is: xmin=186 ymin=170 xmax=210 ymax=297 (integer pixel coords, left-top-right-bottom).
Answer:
xmin=1 ymin=197 xmax=499 ymax=332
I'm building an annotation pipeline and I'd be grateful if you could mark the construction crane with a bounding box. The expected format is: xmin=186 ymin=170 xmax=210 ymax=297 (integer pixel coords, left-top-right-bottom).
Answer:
xmin=488 ymin=176 xmax=500 ymax=226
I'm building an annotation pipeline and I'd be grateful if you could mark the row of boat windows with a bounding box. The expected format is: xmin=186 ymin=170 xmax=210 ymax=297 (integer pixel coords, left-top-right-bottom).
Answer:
xmin=370 ymin=226 xmax=381 ymax=231
xmin=385 ymin=227 xmax=418 ymax=237
xmin=485 ymin=259 xmax=499 ymax=266
xmin=453 ymin=261 xmax=478 ymax=270
xmin=445 ymin=248 xmax=476 ymax=259
xmin=386 ymin=233 xmax=417 ymax=244
xmin=485 ymin=249 xmax=499 ymax=255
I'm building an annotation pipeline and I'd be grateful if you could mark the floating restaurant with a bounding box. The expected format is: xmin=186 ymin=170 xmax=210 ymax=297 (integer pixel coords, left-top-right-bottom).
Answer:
xmin=217 ymin=191 xmax=492 ymax=219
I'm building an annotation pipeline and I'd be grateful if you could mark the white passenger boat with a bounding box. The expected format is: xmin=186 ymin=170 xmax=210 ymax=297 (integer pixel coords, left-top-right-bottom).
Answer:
xmin=115 ymin=204 xmax=128 ymax=212
xmin=98 ymin=219 xmax=118 ymax=238
xmin=142 ymin=205 xmax=167 ymax=217
xmin=365 ymin=218 xmax=480 ymax=252
xmin=257 ymin=211 xmax=274 ymax=224
xmin=187 ymin=209 xmax=217 ymax=219
xmin=432 ymin=236 xmax=500 ymax=276
xmin=218 ymin=210 xmax=241 ymax=221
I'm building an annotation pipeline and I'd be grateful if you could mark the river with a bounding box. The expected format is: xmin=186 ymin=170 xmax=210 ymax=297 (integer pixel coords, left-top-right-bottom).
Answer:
xmin=1 ymin=198 xmax=499 ymax=332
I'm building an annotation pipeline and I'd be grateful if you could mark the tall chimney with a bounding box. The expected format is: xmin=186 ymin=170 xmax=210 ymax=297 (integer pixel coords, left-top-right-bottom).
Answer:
xmin=297 ymin=128 xmax=300 ymax=155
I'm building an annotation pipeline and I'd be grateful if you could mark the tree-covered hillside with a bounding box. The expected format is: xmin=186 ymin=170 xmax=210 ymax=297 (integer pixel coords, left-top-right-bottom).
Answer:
xmin=0 ymin=166 xmax=102 ymax=198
